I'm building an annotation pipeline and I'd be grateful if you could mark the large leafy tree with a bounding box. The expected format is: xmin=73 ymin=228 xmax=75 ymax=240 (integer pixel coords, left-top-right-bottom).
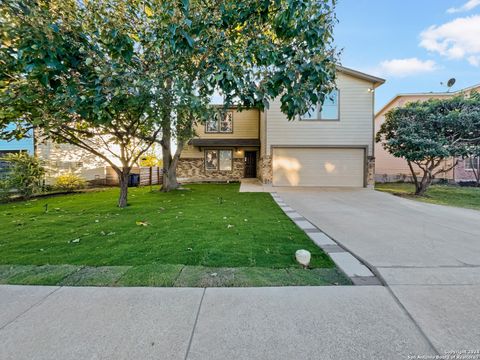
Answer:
xmin=137 ymin=0 xmax=339 ymax=191
xmin=0 ymin=0 xmax=161 ymax=207
xmin=376 ymin=93 xmax=480 ymax=195
xmin=1 ymin=0 xmax=339 ymax=197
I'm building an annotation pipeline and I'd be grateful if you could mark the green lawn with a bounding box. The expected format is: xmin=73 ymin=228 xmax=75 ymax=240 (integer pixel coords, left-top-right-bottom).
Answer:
xmin=375 ymin=182 xmax=480 ymax=210
xmin=0 ymin=184 xmax=348 ymax=286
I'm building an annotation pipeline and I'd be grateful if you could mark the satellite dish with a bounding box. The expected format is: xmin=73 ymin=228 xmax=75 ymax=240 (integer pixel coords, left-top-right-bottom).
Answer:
xmin=447 ymin=78 xmax=456 ymax=88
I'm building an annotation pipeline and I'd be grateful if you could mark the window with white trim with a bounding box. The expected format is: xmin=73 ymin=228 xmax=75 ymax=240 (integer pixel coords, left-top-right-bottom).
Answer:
xmin=301 ymin=90 xmax=339 ymax=121
xmin=205 ymin=149 xmax=233 ymax=171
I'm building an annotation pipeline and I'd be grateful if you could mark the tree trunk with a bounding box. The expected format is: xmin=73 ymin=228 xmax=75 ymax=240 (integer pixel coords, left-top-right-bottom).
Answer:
xmin=415 ymin=176 xmax=431 ymax=196
xmin=472 ymin=163 xmax=480 ymax=187
xmin=414 ymin=169 xmax=433 ymax=196
xmin=160 ymin=132 xmax=178 ymax=192
xmin=162 ymin=163 xmax=178 ymax=192
xmin=117 ymin=170 xmax=130 ymax=208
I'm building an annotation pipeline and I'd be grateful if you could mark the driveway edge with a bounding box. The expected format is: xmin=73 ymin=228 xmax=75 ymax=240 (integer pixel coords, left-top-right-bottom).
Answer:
xmin=271 ymin=192 xmax=382 ymax=286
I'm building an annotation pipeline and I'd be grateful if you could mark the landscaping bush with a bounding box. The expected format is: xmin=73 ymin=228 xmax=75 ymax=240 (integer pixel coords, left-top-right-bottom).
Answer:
xmin=1 ymin=153 xmax=45 ymax=199
xmin=458 ymin=181 xmax=479 ymax=187
xmin=54 ymin=173 xmax=86 ymax=191
xmin=0 ymin=179 xmax=10 ymax=201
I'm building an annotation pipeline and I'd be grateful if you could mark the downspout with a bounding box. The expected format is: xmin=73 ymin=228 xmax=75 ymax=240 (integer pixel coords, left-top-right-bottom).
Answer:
xmin=370 ymin=82 xmax=376 ymax=188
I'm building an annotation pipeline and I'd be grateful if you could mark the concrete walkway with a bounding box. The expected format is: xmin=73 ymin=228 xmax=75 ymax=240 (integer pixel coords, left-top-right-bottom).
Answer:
xmin=277 ymin=187 xmax=480 ymax=355
xmin=239 ymin=178 xmax=273 ymax=192
xmin=0 ymin=285 xmax=435 ymax=360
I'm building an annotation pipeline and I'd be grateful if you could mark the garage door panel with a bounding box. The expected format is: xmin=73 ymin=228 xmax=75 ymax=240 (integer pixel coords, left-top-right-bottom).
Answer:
xmin=272 ymin=148 xmax=364 ymax=187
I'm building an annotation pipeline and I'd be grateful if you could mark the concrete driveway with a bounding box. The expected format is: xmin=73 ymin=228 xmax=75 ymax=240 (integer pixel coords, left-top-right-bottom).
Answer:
xmin=277 ymin=187 xmax=480 ymax=354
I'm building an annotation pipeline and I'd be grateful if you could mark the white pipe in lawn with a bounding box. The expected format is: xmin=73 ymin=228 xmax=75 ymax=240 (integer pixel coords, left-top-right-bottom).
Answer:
xmin=295 ymin=249 xmax=311 ymax=268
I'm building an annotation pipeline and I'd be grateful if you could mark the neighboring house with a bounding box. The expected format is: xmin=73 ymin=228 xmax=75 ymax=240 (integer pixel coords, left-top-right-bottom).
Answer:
xmin=0 ymin=125 xmax=34 ymax=156
xmin=0 ymin=126 xmax=35 ymax=178
xmin=178 ymin=66 xmax=385 ymax=188
xmin=35 ymin=140 xmax=114 ymax=185
xmin=375 ymin=84 xmax=480 ymax=183
xmin=35 ymin=138 xmax=162 ymax=186
xmin=0 ymin=126 xmax=114 ymax=184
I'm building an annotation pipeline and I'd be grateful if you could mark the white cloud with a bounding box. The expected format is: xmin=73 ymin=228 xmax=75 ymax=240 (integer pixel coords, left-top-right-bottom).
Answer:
xmin=420 ymin=15 xmax=480 ymax=66
xmin=447 ymin=0 xmax=480 ymax=13
xmin=468 ymin=55 xmax=480 ymax=66
xmin=377 ymin=58 xmax=438 ymax=77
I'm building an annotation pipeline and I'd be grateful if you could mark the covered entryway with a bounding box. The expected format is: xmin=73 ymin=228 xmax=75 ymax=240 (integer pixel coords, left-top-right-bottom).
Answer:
xmin=272 ymin=147 xmax=365 ymax=187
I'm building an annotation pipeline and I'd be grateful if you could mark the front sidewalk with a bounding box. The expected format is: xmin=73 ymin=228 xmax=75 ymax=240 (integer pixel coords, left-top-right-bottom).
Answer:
xmin=0 ymin=285 xmax=434 ymax=360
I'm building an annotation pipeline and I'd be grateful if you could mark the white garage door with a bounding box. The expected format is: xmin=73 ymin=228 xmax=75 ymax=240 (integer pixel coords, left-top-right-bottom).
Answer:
xmin=272 ymin=147 xmax=365 ymax=187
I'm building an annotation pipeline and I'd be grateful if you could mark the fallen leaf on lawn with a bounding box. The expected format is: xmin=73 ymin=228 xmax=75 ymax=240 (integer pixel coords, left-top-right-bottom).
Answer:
xmin=39 ymin=248 xmax=44 ymax=252
xmin=95 ymin=219 xmax=99 ymax=223
xmin=244 ymin=219 xmax=248 ymax=222
xmin=69 ymin=238 xmax=80 ymax=243
xmin=107 ymin=232 xmax=115 ymax=236
xmin=223 ymin=216 xmax=227 ymax=219
xmin=210 ymin=272 xmax=218 ymax=277
xmin=227 ymin=224 xmax=234 ymax=228
xmin=187 ymin=247 xmax=193 ymax=251
xmin=136 ymin=220 xmax=150 ymax=226
xmin=100 ymin=231 xmax=106 ymax=235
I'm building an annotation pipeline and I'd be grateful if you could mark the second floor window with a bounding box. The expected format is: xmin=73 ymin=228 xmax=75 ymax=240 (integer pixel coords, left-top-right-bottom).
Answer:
xmin=301 ymin=90 xmax=339 ymax=121
xmin=206 ymin=111 xmax=233 ymax=133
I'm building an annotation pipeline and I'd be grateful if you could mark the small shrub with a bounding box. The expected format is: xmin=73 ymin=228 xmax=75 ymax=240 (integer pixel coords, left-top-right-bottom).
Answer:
xmin=0 ymin=179 xmax=10 ymax=202
xmin=55 ymin=173 xmax=86 ymax=191
xmin=2 ymin=153 xmax=45 ymax=199
xmin=458 ymin=181 xmax=479 ymax=187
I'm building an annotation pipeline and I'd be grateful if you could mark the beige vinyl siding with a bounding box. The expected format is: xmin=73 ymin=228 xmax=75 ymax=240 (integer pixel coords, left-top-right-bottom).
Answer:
xmin=180 ymin=144 xmax=247 ymax=159
xmin=265 ymin=73 xmax=375 ymax=156
xmin=259 ymin=110 xmax=266 ymax=157
xmin=194 ymin=109 xmax=259 ymax=139
xmin=272 ymin=147 xmax=365 ymax=187
xmin=180 ymin=144 xmax=203 ymax=158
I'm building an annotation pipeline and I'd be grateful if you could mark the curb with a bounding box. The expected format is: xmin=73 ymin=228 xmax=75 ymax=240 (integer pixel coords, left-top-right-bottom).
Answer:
xmin=271 ymin=192 xmax=382 ymax=286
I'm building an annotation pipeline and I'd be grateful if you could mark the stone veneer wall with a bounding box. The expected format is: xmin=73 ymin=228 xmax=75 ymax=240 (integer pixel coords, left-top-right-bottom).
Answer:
xmin=367 ymin=156 xmax=375 ymax=188
xmin=259 ymin=155 xmax=272 ymax=184
xmin=177 ymin=158 xmax=244 ymax=182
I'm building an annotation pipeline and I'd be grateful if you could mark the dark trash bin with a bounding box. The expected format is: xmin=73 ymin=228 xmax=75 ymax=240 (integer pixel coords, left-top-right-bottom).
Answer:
xmin=128 ymin=173 xmax=140 ymax=187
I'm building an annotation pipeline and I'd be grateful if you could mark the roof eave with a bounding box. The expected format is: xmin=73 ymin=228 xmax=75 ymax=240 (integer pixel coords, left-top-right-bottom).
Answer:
xmin=336 ymin=65 xmax=386 ymax=87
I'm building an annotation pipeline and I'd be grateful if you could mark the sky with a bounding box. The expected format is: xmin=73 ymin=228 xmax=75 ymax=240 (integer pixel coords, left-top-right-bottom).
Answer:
xmin=334 ymin=0 xmax=480 ymax=111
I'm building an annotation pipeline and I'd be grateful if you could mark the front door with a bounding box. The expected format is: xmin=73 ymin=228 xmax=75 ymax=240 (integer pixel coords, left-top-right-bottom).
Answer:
xmin=244 ymin=151 xmax=257 ymax=178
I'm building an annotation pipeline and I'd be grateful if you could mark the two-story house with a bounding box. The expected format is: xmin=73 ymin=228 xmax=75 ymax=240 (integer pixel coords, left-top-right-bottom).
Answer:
xmin=178 ymin=66 xmax=385 ymax=188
